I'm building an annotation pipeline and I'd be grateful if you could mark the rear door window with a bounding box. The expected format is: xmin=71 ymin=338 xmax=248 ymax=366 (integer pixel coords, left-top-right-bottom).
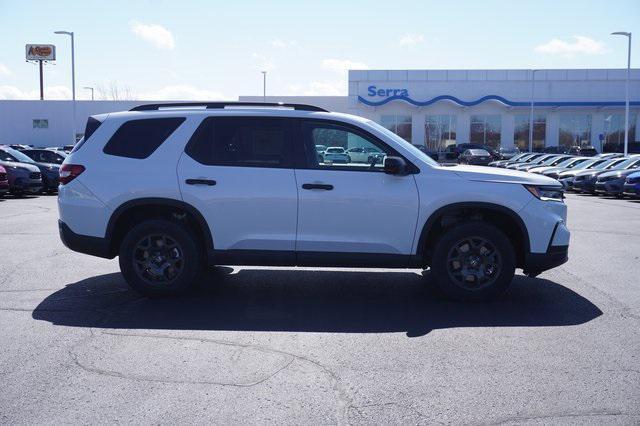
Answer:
xmin=185 ymin=117 xmax=292 ymax=168
xmin=103 ymin=118 xmax=185 ymax=159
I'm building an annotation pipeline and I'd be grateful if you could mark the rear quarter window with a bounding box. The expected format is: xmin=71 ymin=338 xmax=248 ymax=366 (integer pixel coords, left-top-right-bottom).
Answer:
xmin=103 ymin=117 xmax=185 ymax=159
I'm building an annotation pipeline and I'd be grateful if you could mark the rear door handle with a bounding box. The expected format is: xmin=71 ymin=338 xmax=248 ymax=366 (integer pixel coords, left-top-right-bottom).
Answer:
xmin=302 ymin=183 xmax=333 ymax=190
xmin=185 ymin=178 xmax=216 ymax=186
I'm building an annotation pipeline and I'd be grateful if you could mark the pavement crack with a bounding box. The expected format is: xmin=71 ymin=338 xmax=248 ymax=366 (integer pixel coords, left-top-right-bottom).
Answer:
xmin=70 ymin=330 xmax=352 ymax=424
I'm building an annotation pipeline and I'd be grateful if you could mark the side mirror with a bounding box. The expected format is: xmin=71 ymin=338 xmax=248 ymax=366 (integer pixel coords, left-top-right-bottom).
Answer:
xmin=384 ymin=156 xmax=407 ymax=175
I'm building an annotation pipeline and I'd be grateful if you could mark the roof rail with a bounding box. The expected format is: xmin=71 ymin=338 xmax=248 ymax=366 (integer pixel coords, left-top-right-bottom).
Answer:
xmin=129 ymin=102 xmax=328 ymax=112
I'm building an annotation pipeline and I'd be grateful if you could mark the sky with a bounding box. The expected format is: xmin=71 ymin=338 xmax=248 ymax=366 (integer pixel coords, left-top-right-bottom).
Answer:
xmin=1 ymin=0 xmax=639 ymax=100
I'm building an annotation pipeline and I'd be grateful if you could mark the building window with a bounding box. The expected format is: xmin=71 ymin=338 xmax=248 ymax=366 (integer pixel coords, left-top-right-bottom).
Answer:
xmin=425 ymin=115 xmax=457 ymax=151
xmin=33 ymin=119 xmax=48 ymax=129
xmin=470 ymin=115 xmax=501 ymax=149
xmin=380 ymin=115 xmax=412 ymax=142
xmin=514 ymin=115 xmax=546 ymax=152
xmin=602 ymin=113 xmax=638 ymax=153
xmin=559 ymin=115 xmax=592 ymax=150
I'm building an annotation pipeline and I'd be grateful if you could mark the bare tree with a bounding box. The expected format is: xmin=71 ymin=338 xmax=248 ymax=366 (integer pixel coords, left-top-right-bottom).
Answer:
xmin=96 ymin=81 xmax=135 ymax=100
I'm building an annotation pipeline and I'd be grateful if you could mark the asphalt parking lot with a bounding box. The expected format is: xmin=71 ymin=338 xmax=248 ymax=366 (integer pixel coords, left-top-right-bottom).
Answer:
xmin=1 ymin=193 xmax=639 ymax=424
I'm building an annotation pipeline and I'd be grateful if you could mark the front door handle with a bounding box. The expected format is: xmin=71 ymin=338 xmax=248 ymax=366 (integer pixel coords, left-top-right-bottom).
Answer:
xmin=302 ymin=183 xmax=333 ymax=190
xmin=185 ymin=178 xmax=216 ymax=186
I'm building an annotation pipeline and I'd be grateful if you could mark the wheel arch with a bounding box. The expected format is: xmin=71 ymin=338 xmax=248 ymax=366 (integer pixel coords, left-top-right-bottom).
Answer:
xmin=416 ymin=202 xmax=530 ymax=268
xmin=105 ymin=198 xmax=213 ymax=257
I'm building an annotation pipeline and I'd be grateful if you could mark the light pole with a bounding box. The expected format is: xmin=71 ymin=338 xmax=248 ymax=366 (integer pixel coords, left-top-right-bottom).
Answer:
xmin=261 ymin=71 xmax=267 ymax=102
xmin=55 ymin=30 xmax=76 ymax=142
xmin=83 ymin=86 xmax=94 ymax=100
xmin=611 ymin=31 xmax=632 ymax=156
xmin=528 ymin=69 xmax=540 ymax=153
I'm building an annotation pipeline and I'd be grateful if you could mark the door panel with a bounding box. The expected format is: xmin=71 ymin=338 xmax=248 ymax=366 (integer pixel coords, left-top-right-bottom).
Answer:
xmin=178 ymin=154 xmax=297 ymax=251
xmin=295 ymin=169 xmax=418 ymax=254
xmin=177 ymin=116 xmax=298 ymax=252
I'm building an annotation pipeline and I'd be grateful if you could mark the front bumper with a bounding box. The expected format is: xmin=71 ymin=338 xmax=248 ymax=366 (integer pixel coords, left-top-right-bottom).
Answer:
xmin=524 ymin=245 xmax=569 ymax=277
xmin=595 ymin=179 xmax=624 ymax=195
xmin=581 ymin=179 xmax=597 ymax=193
xmin=623 ymin=182 xmax=639 ymax=197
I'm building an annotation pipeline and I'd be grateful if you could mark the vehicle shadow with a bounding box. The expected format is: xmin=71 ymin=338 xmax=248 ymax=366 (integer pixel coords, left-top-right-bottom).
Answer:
xmin=32 ymin=268 xmax=602 ymax=337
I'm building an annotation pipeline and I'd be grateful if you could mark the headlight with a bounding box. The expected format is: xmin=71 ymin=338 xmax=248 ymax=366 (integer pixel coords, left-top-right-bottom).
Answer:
xmin=524 ymin=185 xmax=564 ymax=202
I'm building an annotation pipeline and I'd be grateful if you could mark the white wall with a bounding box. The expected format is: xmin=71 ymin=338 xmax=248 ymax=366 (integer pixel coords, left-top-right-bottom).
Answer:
xmin=0 ymin=100 xmax=140 ymax=147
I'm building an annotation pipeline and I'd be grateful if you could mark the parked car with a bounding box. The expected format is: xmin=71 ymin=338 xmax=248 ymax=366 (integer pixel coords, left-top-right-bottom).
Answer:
xmin=57 ymin=101 xmax=569 ymax=301
xmin=497 ymin=153 xmax=545 ymax=168
xmin=0 ymin=165 xmax=9 ymax=196
xmin=522 ymin=155 xmax=573 ymax=173
xmin=8 ymin=144 xmax=32 ymax=151
xmin=573 ymin=156 xmax=640 ymax=193
xmin=498 ymin=147 xmax=521 ymax=160
xmin=622 ymin=171 xmax=640 ymax=198
xmin=323 ymin=146 xmax=351 ymax=163
xmin=449 ymin=143 xmax=500 ymax=160
xmin=459 ymin=149 xmax=493 ymax=165
xmin=22 ymin=148 xmax=67 ymax=165
xmin=489 ymin=152 xmax=532 ymax=167
xmin=0 ymin=146 xmax=60 ymax=193
xmin=553 ymin=158 xmax=607 ymax=186
xmin=595 ymin=166 xmax=640 ymax=197
xmin=568 ymin=145 xmax=598 ymax=157
xmin=0 ymin=149 xmax=43 ymax=195
xmin=595 ymin=153 xmax=624 ymax=159
xmin=346 ymin=146 xmax=386 ymax=163
xmin=531 ymin=157 xmax=589 ymax=178
xmin=508 ymin=154 xmax=559 ymax=170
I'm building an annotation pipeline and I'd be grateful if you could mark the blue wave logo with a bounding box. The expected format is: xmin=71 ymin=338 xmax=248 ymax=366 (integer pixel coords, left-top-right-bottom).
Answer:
xmin=357 ymin=95 xmax=640 ymax=108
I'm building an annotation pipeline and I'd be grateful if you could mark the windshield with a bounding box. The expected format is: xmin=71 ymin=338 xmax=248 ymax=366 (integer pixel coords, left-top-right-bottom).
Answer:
xmin=531 ymin=155 xmax=553 ymax=164
xmin=554 ymin=157 xmax=580 ymax=167
xmin=515 ymin=154 xmax=535 ymax=162
xmin=594 ymin=159 xmax=620 ymax=169
xmin=564 ymin=158 xmax=588 ymax=168
xmin=575 ymin=159 xmax=602 ymax=170
xmin=367 ymin=120 xmax=439 ymax=166
xmin=539 ymin=156 xmax=564 ymax=165
xmin=615 ymin=157 xmax=640 ymax=169
xmin=0 ymin=147 xmax=36 ymax=163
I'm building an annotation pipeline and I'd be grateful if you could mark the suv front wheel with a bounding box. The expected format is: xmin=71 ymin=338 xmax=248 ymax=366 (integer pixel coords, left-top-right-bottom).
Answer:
xmin=119 ymin=219 xmax=202 ymax=297
xmin=430 ymin=222 xmax=515 ymax=301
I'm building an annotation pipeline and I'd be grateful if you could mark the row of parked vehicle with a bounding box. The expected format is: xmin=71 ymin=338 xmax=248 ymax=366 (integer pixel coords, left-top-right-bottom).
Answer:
xmin=0 ymin=145 xmax=71 ymax=197
xmin=488 ymin=152 xmax=640 ymax=199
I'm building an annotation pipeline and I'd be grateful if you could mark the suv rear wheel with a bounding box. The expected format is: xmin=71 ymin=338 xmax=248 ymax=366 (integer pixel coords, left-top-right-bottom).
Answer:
xmin=430 ymin=222 xmax=515 ymax=301
xmin=119 ymin=219 xmax=202 ymax=297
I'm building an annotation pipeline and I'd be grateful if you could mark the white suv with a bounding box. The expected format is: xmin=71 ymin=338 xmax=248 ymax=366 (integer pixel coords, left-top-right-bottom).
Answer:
xmin=58 ymin=102 xmax=569 ymax=300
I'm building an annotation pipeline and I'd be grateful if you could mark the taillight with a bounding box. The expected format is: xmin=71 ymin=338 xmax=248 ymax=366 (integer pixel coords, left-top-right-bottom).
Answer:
xmin=59 ymin=164 xmax=85 ymax=185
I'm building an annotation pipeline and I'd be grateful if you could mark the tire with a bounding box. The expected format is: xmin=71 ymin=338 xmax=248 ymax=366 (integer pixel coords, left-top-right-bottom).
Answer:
xmin=430 ymin=222 xmax=515 ymax=301
xmin=118 ymin=219 xmax=203 ymax=297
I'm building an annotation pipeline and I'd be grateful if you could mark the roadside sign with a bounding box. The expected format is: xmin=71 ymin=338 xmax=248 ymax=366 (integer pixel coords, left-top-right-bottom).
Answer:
xmin=25 ymin=44 xmax=56 ymax=61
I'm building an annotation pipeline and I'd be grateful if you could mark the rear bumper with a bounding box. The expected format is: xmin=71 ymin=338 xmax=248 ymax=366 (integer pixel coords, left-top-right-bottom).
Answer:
xmin=10 ymin=178 xmax=42 ymax=193
xmin=58 ymin=220 xmax=113 ymax=259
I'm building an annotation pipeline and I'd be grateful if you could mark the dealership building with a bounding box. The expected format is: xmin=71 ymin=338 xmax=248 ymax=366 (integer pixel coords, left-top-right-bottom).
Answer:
xmin=2 ymin=68 xmax=639 ymax=153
